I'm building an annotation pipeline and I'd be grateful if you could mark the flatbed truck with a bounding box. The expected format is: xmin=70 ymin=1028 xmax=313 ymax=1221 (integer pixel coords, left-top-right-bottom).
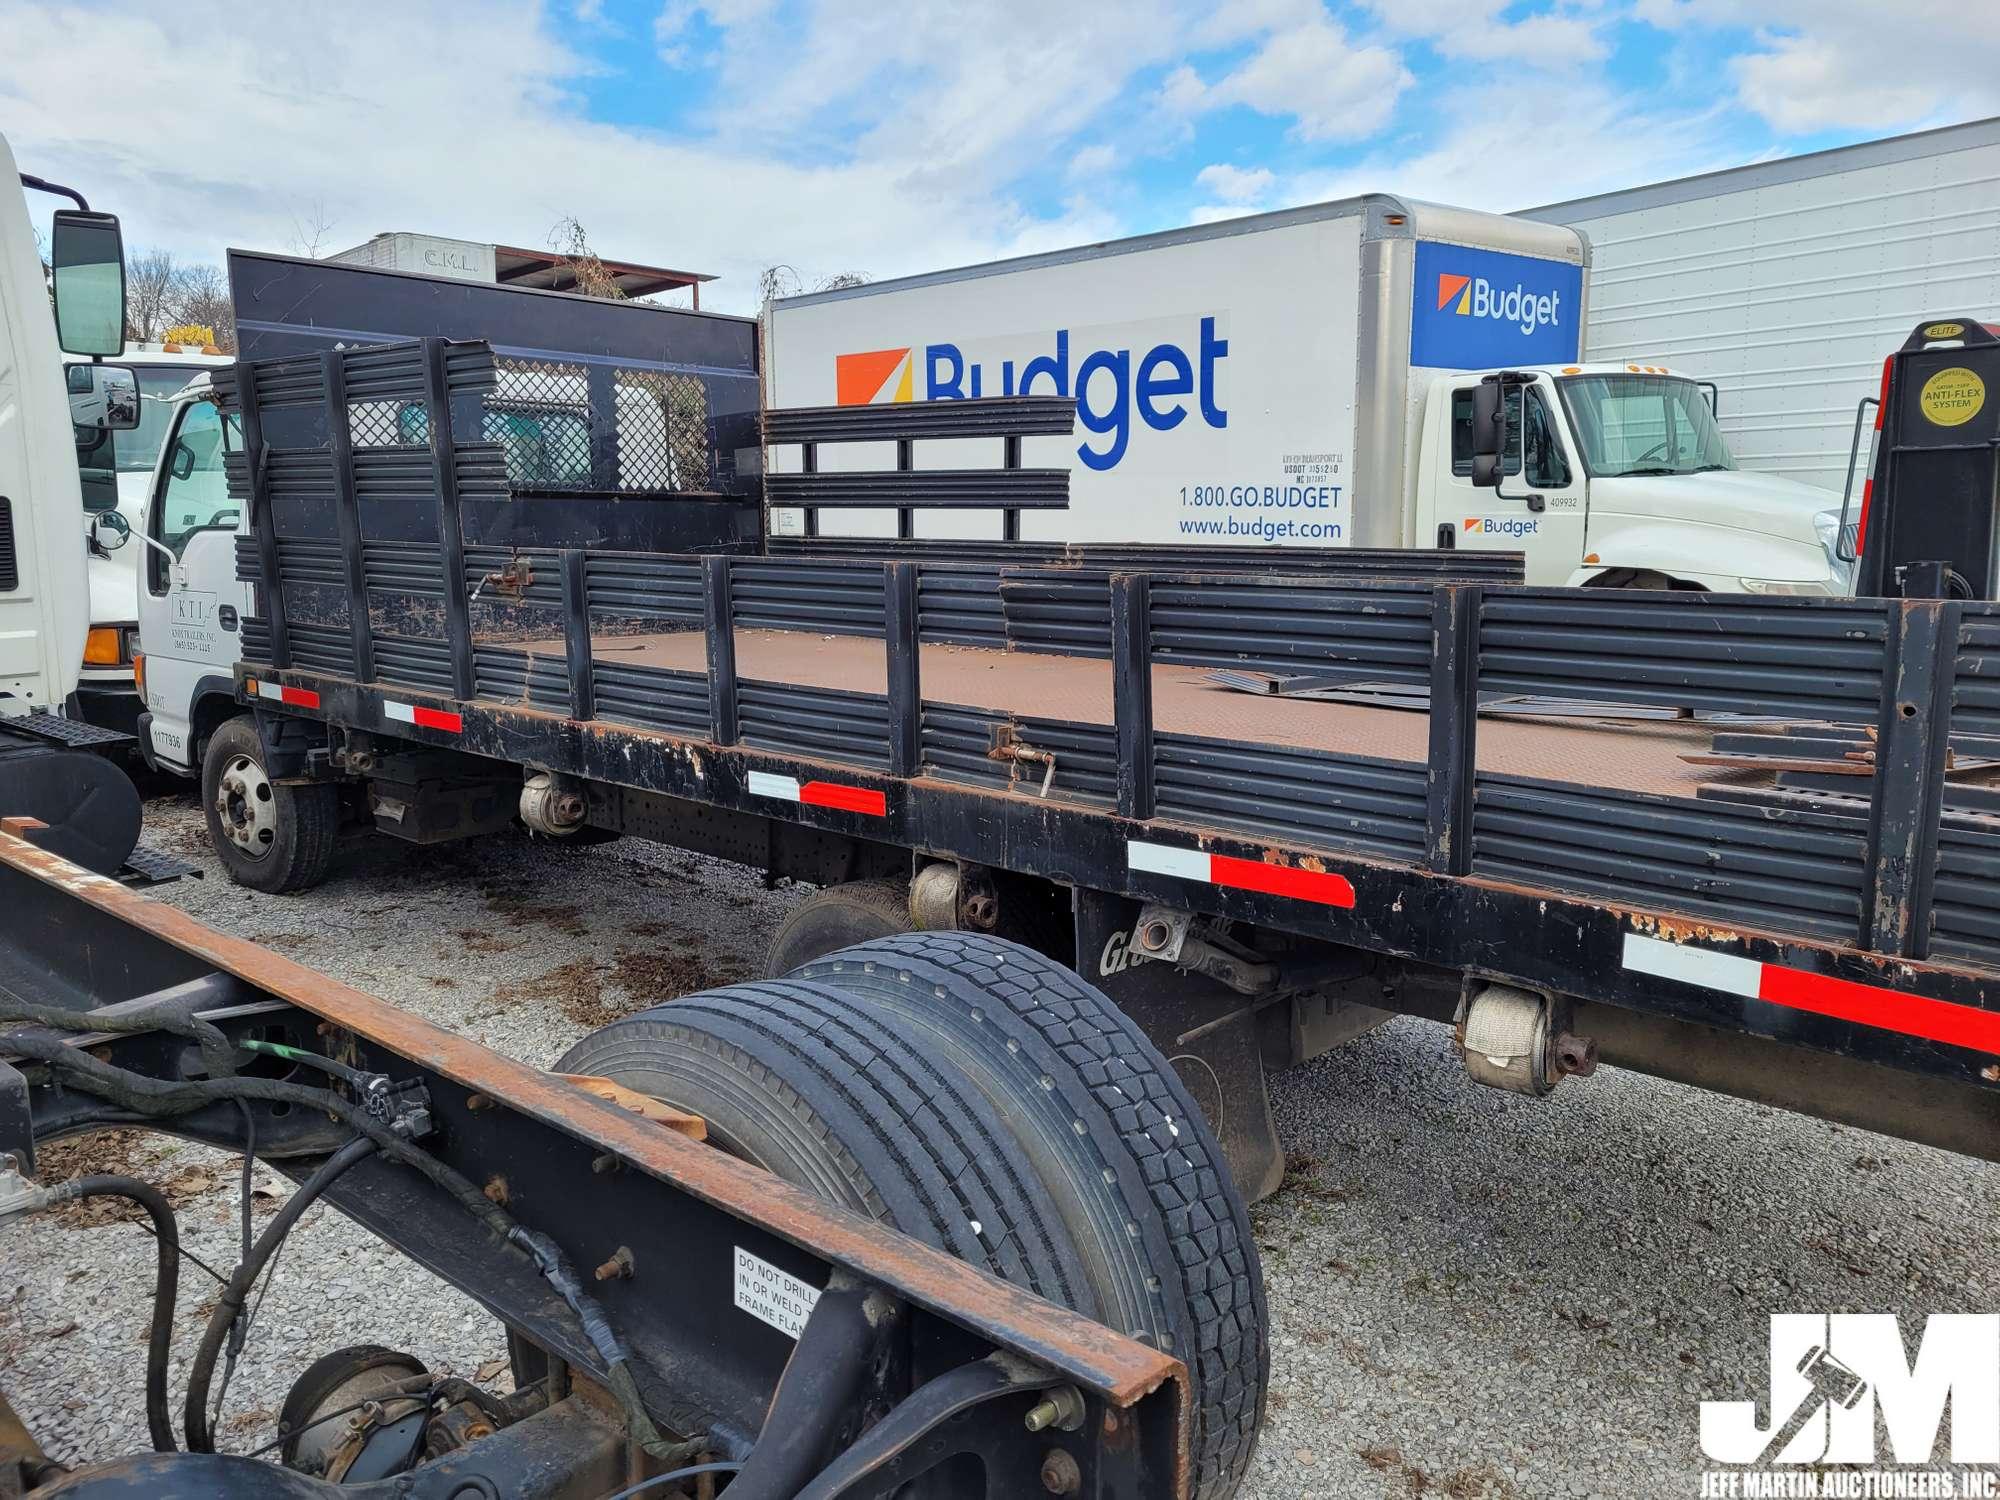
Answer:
xmin=134 ymin=278 xmax=2000 ymax=1229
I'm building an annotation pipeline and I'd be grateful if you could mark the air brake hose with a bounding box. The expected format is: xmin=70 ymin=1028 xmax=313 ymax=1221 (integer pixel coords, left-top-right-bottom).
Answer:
xmin=183 ymin=1136 xmax=380 ymax=1452
xmin=38 ymin=1174 xmax=181 ymax=1453
xmin=506 ymin=1226 xmax=703 ymax=1466
xmin=5 ymin=1027 xmax=693 ymax=1461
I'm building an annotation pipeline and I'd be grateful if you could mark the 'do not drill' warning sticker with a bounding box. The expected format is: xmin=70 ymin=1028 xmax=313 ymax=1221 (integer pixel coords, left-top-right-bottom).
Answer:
xmin=1918 ymin=366 xmax=1986 ymax=428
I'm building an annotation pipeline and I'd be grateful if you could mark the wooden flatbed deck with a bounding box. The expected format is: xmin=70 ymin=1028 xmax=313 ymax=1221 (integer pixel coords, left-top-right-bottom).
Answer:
xmin=512 ymin=626 xmax=1744 ymax=800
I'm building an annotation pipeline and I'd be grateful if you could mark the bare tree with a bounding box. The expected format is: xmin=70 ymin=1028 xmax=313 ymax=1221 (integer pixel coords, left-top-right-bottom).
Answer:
xmin=757 ymin=263 xmax=803 ymax=303
xmin=125 ymin=248 xmax=180 ymax=341
xmin=167 ymin=263 xmax=235 ymax=351
xmin=548 ymin=216 xmax=627 ymax=299
xmin=289 ymin=199 xmax=337 ymax=258
xmin=758 ymin=264 xmax=870 ymax=305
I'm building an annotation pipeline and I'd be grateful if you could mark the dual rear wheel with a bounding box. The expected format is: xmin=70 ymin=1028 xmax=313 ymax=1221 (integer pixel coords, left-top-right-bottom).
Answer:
xmin=557 ymin=932 xmax=1269 ymax=1500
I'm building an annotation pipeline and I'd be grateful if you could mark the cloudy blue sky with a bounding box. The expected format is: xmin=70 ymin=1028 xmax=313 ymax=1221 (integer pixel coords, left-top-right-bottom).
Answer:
xmin=3 ymin=0 xmax=1996 ymax=311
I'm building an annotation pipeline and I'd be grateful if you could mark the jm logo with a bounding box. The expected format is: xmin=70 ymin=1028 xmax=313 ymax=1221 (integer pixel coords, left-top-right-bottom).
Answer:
xmin=1701 ymin=1314 xmax=2000 ymax=1465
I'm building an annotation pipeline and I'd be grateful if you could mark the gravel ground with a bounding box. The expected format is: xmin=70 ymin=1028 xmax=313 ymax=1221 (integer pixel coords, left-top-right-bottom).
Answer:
xmin=6 ymin=791 xmax=1997 ymax=1497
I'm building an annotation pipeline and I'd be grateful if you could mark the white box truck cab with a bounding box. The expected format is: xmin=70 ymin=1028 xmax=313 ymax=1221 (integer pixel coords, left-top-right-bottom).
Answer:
xmin=68 ymin=345 xmax=232 ymax=733
xmin=766 ymin=195 xmax=1850 ymax=593
xmin=3 ymin=132 xmax=158 ymax=872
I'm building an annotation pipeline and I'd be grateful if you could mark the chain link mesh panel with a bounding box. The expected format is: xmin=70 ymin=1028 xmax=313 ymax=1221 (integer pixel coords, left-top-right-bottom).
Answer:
xmin=347 ymin=400 xmax=414 ymax=448
xmin=614 ymin=369 xmax=711 ymax=490
xmin=462 ymin=356 xmax=712 ymax=493
xmin=487 ymin=358 xmax=595 ymax=488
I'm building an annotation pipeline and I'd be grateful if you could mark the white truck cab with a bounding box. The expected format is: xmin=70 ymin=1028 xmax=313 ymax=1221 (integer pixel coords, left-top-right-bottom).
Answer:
xmin=133 ymin=373 xmax=245 ymax=775
xmin=1414 ymin=362 xmax=1848 ymax=592
xmin=68 ymin=346 xmax=232 ymax=733
xmin=0 ymin=136 xmax=135 ymax=720
xmin=2 ymin=132 xmax=158 ymax=872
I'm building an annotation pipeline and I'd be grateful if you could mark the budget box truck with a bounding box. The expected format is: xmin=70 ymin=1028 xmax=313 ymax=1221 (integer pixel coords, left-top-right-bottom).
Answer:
xmin=766 ymin=194 xmax=1850 ymax=594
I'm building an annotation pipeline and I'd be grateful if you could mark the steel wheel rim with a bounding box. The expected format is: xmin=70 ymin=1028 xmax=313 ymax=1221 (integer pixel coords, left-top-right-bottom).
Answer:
xmin=216 ymin=753 xmax=278 ymax=861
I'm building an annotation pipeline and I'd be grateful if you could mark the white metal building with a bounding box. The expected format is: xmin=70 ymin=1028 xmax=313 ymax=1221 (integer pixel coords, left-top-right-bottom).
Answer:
xmin=1523 ymin=118 xmax=2000 ymax=493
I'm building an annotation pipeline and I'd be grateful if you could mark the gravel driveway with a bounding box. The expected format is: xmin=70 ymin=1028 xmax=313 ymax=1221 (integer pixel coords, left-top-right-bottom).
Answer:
xmin=6 ymin=793 xmax=1995 ymax=1497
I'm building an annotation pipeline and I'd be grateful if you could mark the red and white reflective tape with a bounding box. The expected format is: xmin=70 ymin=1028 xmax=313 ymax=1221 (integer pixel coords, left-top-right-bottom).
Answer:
xmin=1623 ymin=933 xmax=2000 ymax=1055
xmin=1127 ymin=838 xmax=1356 ymax=909
xmin=245 ymin=678 xmax=320 ymax=710
xmin=746 ymin=770 xmax=887 ymax=818
xmin=382 ymin=699 xmax=464 ymax=734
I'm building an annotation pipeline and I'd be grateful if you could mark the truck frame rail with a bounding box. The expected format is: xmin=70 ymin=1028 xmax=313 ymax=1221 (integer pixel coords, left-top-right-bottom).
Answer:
xmin=0 ymin=822 xmax=1188 ymax=1498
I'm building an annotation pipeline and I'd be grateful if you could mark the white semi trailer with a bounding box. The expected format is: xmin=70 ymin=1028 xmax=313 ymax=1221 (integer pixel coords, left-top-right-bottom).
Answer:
xmin=1524 ymin=116 xmax=2000 ymax=494
xmin=767 ymin=195 xmax=1849 ymax=593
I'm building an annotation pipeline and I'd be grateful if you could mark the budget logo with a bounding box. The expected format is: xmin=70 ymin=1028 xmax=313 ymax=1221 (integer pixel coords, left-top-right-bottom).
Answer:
xmin=1435 ymin=269 xmax=1559 ymax=336
xmin=1410 ymin=242 xmax=1583 ymax=369
xmin=1464 ymin=516 xmax=1538 ymax=538
xmin=835 ymin=347 xmax=913 ymax=406
xmin=830 ymin=318 xmax=1228 ymax=471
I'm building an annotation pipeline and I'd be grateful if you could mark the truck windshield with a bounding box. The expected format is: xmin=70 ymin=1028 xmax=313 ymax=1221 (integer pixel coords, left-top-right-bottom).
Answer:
xmin=1556 ymin=375 xmax=1736 ymax=478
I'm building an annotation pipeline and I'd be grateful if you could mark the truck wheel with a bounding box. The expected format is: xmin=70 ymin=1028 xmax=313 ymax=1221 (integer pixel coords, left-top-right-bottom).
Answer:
xmin=201 ymin=716 xmax=339 ymax=894
xmin=563 ymin=939 xmax=1268 ymax=1500
xmin=556 ymin=977 xmax=1100 ymax=1313
xmin=798 ymin=933 xmax=1266 ymax=1500
xmin=763 ymin=879 xmax=911 ymax=977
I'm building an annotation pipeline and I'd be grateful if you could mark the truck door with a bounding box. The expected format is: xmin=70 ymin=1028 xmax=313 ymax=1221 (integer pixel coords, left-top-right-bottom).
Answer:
xmin=136 ymin=396 xmax=246 ymax=772
xmin=1432 ymin=378 xmax=1585 ymax=583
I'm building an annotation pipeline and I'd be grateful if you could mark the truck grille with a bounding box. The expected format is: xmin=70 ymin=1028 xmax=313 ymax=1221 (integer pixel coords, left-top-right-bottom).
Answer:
xmin=0 ymin=497 xmax=15 ymax=592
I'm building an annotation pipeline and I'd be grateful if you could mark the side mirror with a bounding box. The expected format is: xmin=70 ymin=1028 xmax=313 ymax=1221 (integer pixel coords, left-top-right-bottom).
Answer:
xmin=1468 ymin=381 xmax=1504 ymax=489
xmin=50 ymin=210 xmax=127 ymax=358
xmin=67 ymin=362 xmax=140 ymax=431
xmin=89 ymin=508 xmax=133 ymax=551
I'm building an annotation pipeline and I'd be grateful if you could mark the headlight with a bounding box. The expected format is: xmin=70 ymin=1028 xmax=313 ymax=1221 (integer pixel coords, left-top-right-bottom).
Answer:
xmin=1739 ymin=578 xmax=1833 ymax=595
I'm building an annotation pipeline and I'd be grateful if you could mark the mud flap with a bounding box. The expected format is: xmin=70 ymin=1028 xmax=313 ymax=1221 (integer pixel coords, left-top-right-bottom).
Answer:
xmin=1073 ymin=887 xmax=1285 ymax=1203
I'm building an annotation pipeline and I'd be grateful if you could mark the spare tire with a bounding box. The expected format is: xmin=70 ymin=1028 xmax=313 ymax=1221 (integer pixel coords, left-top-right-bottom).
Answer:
xmin=797 ymin=933 xmax=1268 ymax=1500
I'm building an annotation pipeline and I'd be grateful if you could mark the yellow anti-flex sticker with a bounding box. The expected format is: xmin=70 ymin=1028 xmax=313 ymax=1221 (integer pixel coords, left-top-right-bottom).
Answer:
xmin=1918 ymin=366 xmax=1986 ymax=428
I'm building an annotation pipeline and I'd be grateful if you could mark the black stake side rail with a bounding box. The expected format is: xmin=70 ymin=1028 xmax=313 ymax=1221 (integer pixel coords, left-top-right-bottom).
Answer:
xmin=762 ymin=394 xmax=1077 ymax=543
xmin=0 ymin=829 xmax=1184 ymax=1496
xmin=233 ymin=560 xmax=2000 ymax=1098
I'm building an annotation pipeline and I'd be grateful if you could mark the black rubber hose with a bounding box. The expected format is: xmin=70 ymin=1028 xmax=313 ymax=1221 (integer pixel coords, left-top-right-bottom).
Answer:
xmin=7 ymin=1033 xmax=682 ymax=1459
xmin=183 ymin=1136 xmax=379 ymax=1452
xmin=2 ymin=1031 xmax=515 ymax=1243
xmin=42 ymin=1174 xmax=181 ymax=1453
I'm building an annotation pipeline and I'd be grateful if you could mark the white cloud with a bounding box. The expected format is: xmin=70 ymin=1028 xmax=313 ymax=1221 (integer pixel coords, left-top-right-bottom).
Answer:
xmin=1167 ymin=7 xmax=1411 ymax=142
xmin=1195 ymin=163 xmax=1275 ymax=203
xmin=1281 ymin=79 xmax=1740 ymax=212
xmin=1188 ymin=202 xmax=1263 ymax=224
xmin=1635 ymin=0 xmax=2000 ymax=133
xmin=0 ymin=2 xmax=1154 ymax=312
xmin=1360 ymin=0 xmax=1606 ymax=67
xmin=1068 ymin=144 xmax=1119 ymax=180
